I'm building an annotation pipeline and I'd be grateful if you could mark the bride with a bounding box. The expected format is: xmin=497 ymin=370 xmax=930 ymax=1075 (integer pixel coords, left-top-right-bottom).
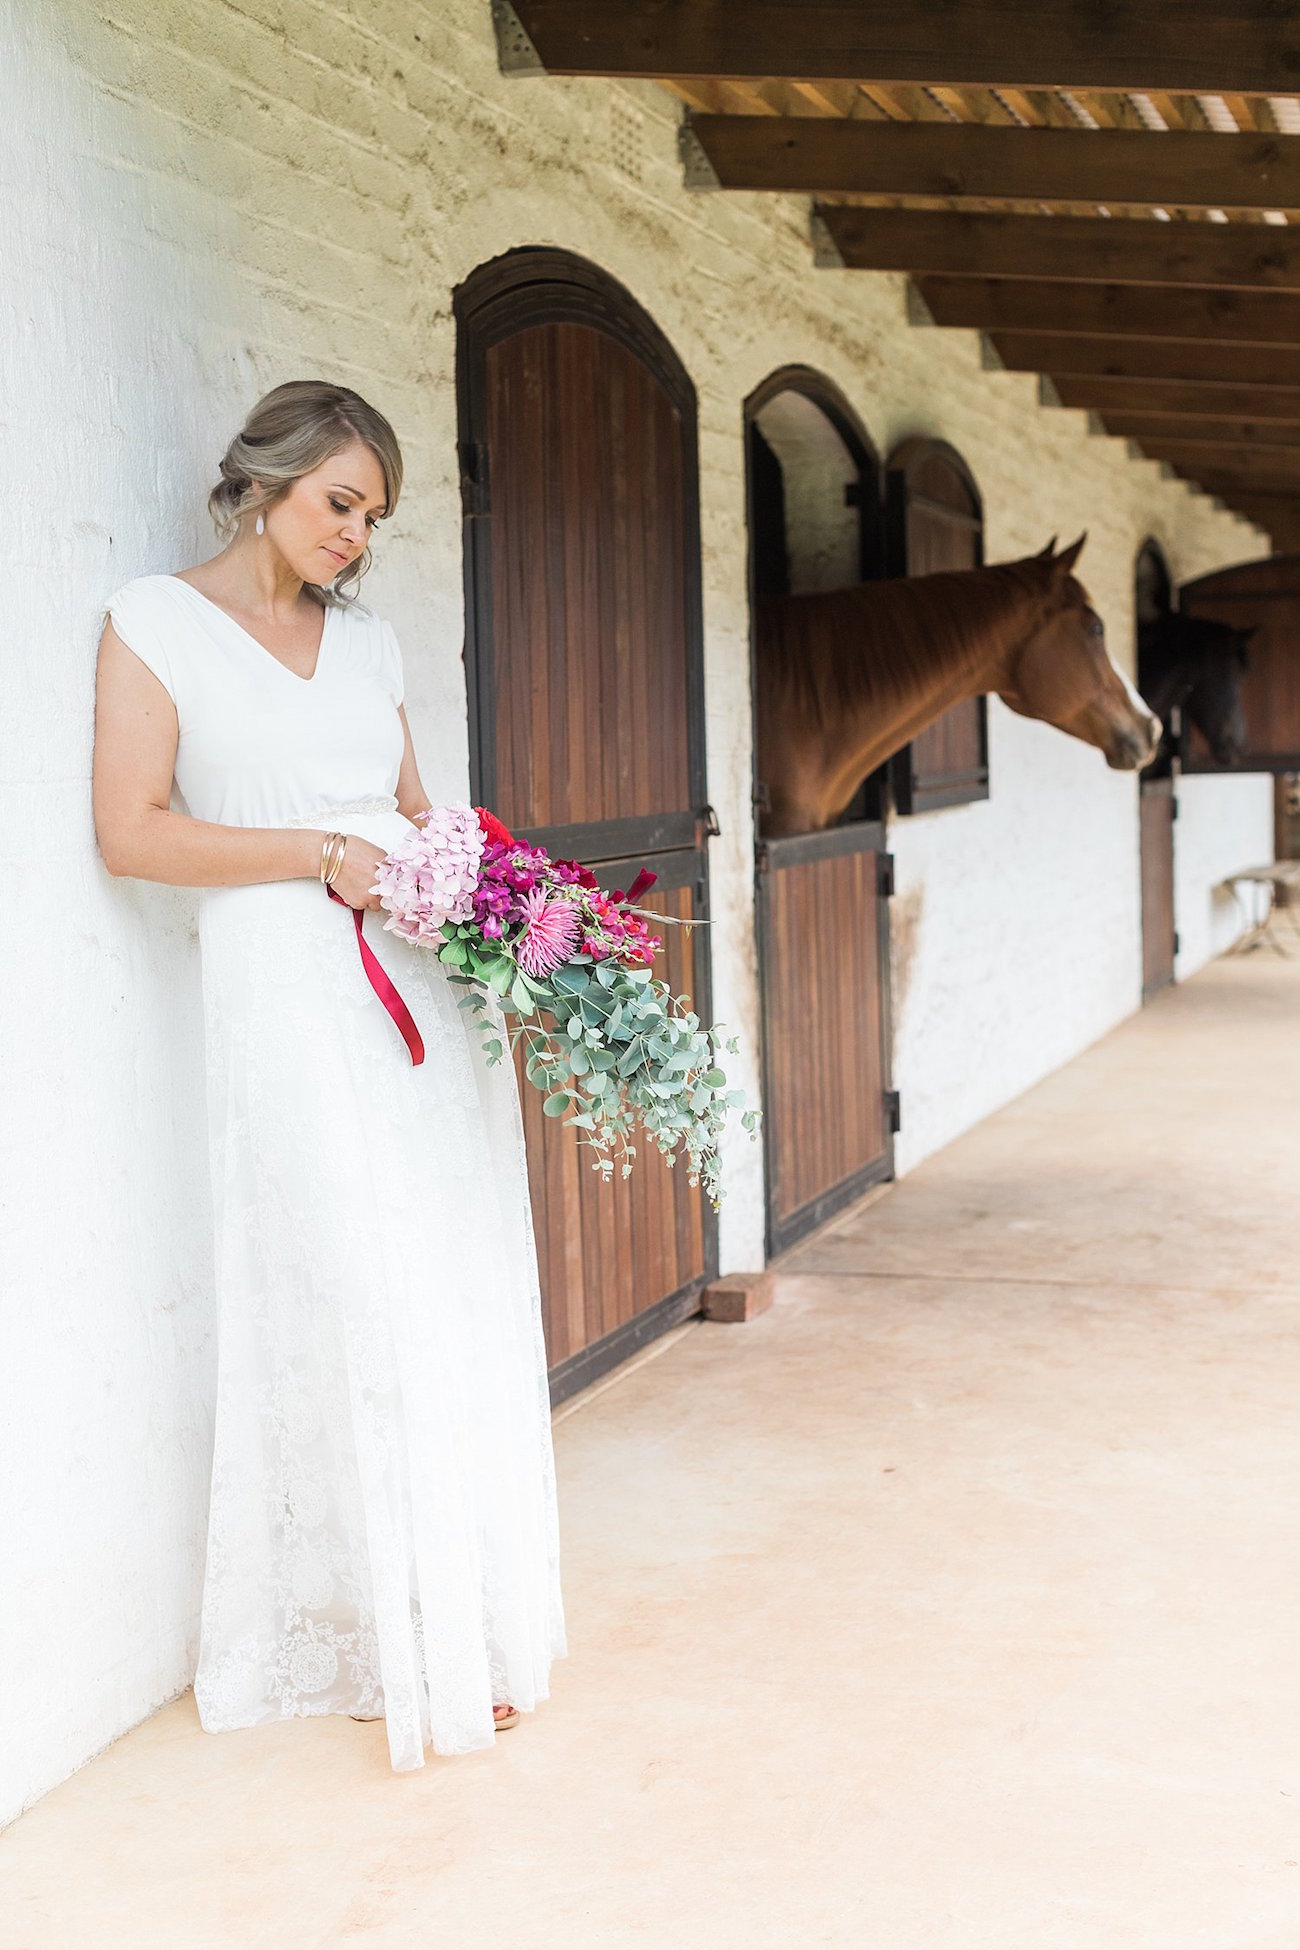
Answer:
xmin=93 ymin=380 xmax=566 ymax=1772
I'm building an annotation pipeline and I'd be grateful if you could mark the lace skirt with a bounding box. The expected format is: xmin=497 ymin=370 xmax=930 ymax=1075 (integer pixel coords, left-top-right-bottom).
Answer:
xmin=191 ymin=809 xmax=565 ymax=1771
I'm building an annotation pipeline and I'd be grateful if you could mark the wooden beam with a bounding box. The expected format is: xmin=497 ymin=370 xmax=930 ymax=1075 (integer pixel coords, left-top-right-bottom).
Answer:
xmin=1218 ymin=492 xmax=1300 ymax=544
xmin=919 ymin=276 xmax=1300 ymax=344
xmin=689 ymin=118 xmax=1300 ymax=208
xmin=1051 ymin=376 xmax=1300 ymax=421
xmin=1102 ymin=414 xmax=1300 ymax=447
xmin=995 ymin=333 xmax=1300 ymax=386
xmin=1136 ymin=441 xmax=1300 ymax=483
xmin=817 ymin=205 xmax=1300 ymax=291
xmin=507 ymin=4 xmax=1300 ymax=97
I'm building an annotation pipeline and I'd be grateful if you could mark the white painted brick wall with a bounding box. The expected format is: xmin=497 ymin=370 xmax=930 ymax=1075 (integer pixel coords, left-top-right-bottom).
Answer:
xmin=0 ymin=0 xmax=1272 ymax=1818
xmin=1174 ymin=774 xmax=1276 ymax=978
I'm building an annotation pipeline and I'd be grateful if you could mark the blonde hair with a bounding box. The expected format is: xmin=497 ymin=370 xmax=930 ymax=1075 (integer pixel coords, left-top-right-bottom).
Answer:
xmin=208 ymin=380 xmax=403 ymax=605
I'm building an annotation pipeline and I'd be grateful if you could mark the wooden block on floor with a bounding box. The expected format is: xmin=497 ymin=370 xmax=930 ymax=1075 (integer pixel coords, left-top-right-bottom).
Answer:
xmin=701 ymin=1272 xmax=774 ymax=1323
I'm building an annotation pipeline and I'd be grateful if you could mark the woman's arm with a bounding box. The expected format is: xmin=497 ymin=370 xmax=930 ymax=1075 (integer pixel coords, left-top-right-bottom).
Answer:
xmin=394 ymin=705 xmax=432 ymax=823
xmin=92 ymin=622 xmax=382 ymax=908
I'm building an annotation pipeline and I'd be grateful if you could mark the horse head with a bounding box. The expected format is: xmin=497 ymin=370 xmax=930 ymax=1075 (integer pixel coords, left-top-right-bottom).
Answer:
xmin=1139 ymin=613 xmax=1252 ymax=768
xmin=998 ymin=536 xmax=1162 ymax=771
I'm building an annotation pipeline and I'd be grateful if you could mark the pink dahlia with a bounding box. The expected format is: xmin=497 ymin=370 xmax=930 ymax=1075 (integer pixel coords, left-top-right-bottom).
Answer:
xmin=515 ymin=887 xmax=581 ymax=978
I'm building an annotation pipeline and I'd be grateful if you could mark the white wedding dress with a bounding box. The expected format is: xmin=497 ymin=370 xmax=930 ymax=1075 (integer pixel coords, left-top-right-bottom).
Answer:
xmin=108 ymin=574 xmax=565 ymax=1771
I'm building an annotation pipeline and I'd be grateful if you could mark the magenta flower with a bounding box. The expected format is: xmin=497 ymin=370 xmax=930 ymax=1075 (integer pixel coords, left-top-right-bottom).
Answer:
xmin=516 ymin=887 xmax=581 ymax=978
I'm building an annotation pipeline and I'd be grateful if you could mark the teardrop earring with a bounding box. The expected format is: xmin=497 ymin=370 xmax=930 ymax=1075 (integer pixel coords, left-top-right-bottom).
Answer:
xmin=255 ymin=512 xmax=265 ymax=536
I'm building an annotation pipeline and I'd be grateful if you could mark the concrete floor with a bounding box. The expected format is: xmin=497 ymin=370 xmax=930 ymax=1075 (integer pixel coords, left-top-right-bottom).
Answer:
xmin=6 ymin=953 xmax=1300 ymax=1949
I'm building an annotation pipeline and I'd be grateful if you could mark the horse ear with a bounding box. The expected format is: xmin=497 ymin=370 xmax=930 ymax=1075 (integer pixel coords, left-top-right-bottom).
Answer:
xmin=1037 ymin=536 xmax=1059 ymax=559
xmin=1054 ymin=532 xmax=1087 ymax=577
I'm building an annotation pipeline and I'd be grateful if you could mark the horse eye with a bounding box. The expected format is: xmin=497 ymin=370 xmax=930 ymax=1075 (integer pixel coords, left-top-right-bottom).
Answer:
xmin=1088 ymin=616 xmax=1104 ymax=637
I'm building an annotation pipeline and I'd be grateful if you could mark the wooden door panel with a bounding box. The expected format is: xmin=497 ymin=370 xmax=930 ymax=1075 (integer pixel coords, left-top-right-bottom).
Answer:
xmin=486 ymin=324 xmax=692 ymax=833
xmin=512 ymin=868 xmax=707 ymax=1371
xmin=1140 ymin=777 xmax=1176 ymax=999
xmin=758 ymin=828 xmax=891 ymax=1252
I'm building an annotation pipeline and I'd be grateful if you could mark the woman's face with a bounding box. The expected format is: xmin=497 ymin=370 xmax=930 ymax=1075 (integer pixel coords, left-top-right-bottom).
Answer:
xmin=261 ymin=438 xmax=389 ymax=583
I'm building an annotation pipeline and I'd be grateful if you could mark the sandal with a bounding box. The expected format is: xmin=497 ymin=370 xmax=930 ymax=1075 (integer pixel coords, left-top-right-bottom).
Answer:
xmin=493 ymin=1703 xmax=520 ymax=1730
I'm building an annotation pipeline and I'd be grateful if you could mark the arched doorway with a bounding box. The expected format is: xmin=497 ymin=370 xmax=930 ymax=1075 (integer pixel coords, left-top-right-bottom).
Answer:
xmin=455 ymin=249 xmax=716 ymax=1401
xmin=884 ymin=438 xmax=988 ymax=814
xmin=746 ymin=370 xmax=895 ymax=1255
xmin=1136 ymin=538 xmax=1177 ymax=1000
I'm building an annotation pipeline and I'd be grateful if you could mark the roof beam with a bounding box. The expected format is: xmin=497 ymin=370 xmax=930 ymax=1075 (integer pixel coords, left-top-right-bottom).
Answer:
xmin=817 ymin=206 xmax=1300 ymax=292
xmin=1102 ymin=414 xmax=1300 ymax=448
xmin=1139 ymin=441 xmax=1300 ymax=484
xmin=1050 ymin=377 xmax=1300 ymax=421
xmin=505 ymin=3 xmax=1300 ymax=96
xmin=994 ymin=334 xmax=1300 ymax=386
xmin=919 ymin=277 xmax=1300 ymax=344
xmin=1217 ymin=493 xmax=1300 ymax=544
xmin=689 ymin=119 xmax=1300 ymax=209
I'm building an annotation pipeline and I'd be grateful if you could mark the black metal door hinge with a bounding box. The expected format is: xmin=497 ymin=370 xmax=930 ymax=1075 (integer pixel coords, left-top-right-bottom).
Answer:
xmin=458 ymin=439 xmax=490 ymax=517
xmin=877 ymin=852 xmax=895 ymax=898
xmin=884 ymin=1089 xmax=902 ymax=1135
xmin=1173 ymin=931 xmax=1180 ymax=955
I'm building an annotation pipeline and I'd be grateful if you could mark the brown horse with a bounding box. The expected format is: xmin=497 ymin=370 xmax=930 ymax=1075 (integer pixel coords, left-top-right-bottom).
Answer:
xmin=755 ymin=536 xmax=1161 ymax=836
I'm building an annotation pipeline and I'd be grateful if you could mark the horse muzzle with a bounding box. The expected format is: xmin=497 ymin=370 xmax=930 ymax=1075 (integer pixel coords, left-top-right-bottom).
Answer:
xmin=1105 ymin=712 xmax=1163 ymax=771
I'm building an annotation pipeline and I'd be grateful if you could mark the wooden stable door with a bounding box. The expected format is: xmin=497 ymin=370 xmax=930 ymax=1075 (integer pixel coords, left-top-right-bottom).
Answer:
xmin=746 ymin=372 xmax=895 ymax=1258
xmin=456 ymin=252 xmax=714 ymax=1402
xmin=1140 ymin=776 xmax=1176 ymax=999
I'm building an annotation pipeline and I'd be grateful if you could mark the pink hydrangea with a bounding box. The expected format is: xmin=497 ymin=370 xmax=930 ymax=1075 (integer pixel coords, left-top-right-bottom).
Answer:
xmin=373 ymin=802 xmax=485 ymax=946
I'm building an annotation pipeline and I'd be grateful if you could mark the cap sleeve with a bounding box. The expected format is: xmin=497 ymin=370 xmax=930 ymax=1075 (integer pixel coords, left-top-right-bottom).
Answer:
xmin=379 ymin=618 xmax=405 ymax=707
xmin=107 ymin=580 xmax=177 ymax=703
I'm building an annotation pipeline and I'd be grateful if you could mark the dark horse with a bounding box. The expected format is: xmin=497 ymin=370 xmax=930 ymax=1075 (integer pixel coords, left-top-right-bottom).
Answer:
xmin=1137 ymin=613 xmax=1252 ymax=769
xmin=755 ymin=536 xmax=1161 ymax=836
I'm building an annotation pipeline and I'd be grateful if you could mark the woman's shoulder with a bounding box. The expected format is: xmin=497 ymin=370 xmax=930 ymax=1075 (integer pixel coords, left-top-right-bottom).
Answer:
xmin=107 ymin=570 xmax=186 ymax=610
xmin=332 ymin=596 xmax=403 ymax=703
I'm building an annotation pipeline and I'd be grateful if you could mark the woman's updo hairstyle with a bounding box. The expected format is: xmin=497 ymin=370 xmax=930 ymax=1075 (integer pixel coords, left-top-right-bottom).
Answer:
xmin=208 ymin=380 xmax=403 ymax=605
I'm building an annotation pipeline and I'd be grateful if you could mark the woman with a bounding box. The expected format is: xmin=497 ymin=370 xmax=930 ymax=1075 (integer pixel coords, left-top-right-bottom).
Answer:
xmin=93 ymin=381 xmax=565 ymax=1773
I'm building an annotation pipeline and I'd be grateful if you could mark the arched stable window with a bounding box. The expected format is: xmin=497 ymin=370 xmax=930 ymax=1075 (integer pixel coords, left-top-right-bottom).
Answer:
xmin=885 ymin=438 xmax=988 ymax=814
xmin=1135 ymin=537 xmax=1174 ymax=629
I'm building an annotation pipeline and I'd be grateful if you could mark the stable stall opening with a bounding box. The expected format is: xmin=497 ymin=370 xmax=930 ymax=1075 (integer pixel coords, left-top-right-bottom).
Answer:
xmin=884 ymin=438 xmax=989 ymax=815
xmin=746 ymin=371 xmax=894 ymax=1257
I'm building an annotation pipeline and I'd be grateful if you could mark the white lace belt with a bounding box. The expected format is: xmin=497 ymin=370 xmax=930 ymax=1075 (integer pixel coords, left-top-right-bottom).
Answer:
xmin=284 ymin=796 xmax=399 ymax=829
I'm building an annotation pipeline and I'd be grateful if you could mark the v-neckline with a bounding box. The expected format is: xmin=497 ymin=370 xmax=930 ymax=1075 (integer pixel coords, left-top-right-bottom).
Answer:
xmin=168 ymin=576 xmax=333 ymax=685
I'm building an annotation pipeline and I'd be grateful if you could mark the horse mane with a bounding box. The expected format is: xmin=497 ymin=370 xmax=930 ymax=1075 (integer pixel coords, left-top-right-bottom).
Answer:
xmin=755 ymin=558 xmax=1060 ymax=730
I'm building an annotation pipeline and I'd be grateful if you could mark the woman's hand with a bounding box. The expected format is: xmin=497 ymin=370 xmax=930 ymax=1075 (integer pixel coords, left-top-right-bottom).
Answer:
xmin=329 ymin=835 xmax=388 ymax=911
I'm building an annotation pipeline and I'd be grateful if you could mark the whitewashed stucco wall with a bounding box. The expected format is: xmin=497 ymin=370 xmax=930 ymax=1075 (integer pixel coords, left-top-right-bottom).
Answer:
xmin=0 ymin=0 xmax=1272 ymax=1818
xmin=1174 ymin=774 xmax=1276 ymax=979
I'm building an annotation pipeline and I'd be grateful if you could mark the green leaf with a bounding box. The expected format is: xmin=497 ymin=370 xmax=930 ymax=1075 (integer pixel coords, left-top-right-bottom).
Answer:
xmin=702 ymin=1067 xmax=727 ymax=1089
xmin=568 ymin=1045 xmax=590 ymax=1075
xmin=542 ymin=1091 xmax=571 ymax=1118
xmin=510 ymin=976 xmax=535 ymax=1016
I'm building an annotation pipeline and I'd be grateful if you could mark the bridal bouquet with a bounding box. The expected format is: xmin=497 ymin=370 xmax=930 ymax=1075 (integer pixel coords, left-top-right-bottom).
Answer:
xmin=371 ymin=804 xmax=757 ymax=1206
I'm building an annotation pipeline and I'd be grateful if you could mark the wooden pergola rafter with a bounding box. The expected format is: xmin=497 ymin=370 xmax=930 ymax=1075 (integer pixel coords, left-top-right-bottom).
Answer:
xmin=497 ymin=1 xmax=1300 ymax=542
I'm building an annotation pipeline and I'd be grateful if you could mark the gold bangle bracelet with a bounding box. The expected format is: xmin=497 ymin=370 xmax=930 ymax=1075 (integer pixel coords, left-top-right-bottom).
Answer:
xmin=319 ymin=831 xmax=346 ymax=886
xmin=324 ymin=833 xmax=348 ymax=888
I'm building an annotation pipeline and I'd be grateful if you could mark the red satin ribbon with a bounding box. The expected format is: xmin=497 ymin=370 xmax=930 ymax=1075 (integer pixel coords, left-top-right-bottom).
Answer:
xmin=328 ymin=887 xmax=425 ymax=1067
